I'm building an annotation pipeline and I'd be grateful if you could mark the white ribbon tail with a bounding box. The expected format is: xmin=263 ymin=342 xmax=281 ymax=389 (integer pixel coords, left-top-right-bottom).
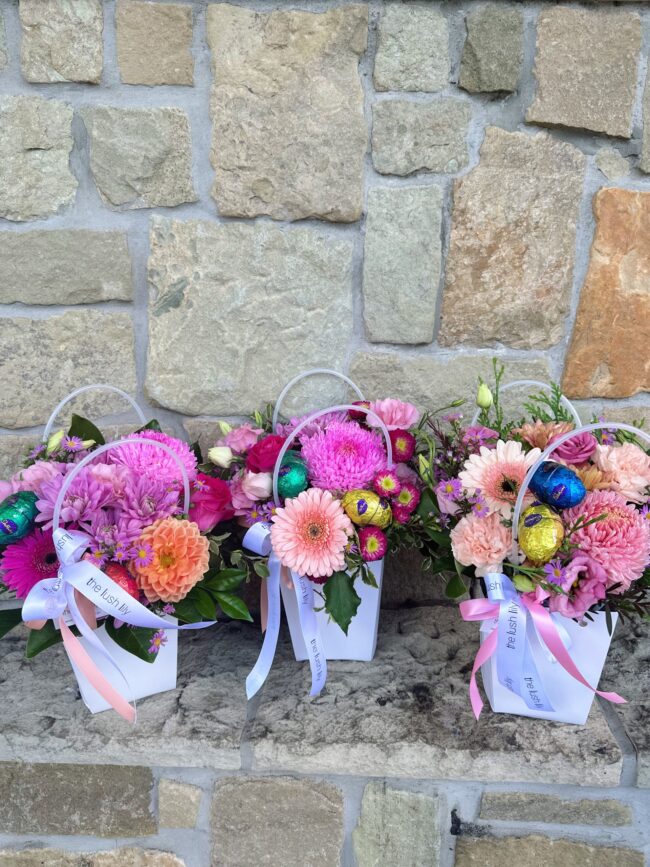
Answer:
xmin=245 ymin=554 xmax=281 ymax=700
xmin=291 ymin=572 xmax=327 ymax=697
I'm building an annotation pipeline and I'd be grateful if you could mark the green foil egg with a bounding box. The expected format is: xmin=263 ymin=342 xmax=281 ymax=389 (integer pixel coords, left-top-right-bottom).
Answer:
xmin=518 ymin=502 xmax=564 ymax=565
xmin=277 ymin=452 xmax=309 ymax=499
xmin=341 ymin=489 xmax=392 ymax=529
xmin=0 ymin=490 xmax=39 ymax=546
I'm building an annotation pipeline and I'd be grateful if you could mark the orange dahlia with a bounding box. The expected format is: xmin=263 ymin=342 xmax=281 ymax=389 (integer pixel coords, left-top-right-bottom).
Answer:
xmin=132 ymin=517 xmax=209 ymax=602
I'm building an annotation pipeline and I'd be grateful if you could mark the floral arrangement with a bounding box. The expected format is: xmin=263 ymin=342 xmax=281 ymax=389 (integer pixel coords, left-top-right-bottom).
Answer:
xmin=412 ymin=360 xmax=650 ymax=626
xmin=199 ymin=398 xmax=425 ymax=633
xmin=0 ymin=413 xmax=251 ymax=662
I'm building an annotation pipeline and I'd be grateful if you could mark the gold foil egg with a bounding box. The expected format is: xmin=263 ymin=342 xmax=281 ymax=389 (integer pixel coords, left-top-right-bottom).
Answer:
xmin=518 ymin=503 xmax=564 ymax=564
xmin=341 ymin=489 xmax=392 ymax=529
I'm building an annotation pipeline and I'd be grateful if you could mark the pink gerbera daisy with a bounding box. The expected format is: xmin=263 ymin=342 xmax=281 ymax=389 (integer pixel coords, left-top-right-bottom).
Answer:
xmin=0 ymin=528 xmax=59 ymax=598
xmin=108 ymin=431 xmax=198 ymax=489
xmin=270 ymin=487 xmax=353 ymax=579
xmin=301 ymin=422 xmax=386 ymax=493
xmin=459 ymin=440 xmax=541 ymax=518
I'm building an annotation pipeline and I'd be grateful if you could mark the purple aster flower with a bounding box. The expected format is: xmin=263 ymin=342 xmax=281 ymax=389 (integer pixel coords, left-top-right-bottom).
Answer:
xmin=162 ymin=603 xmax=175 ymax=615
xmin=86 ymin=548 xmax=107 ymax=568
xmin=598 ymin=416 xmax=616 ymax=446
xmin=28 ymin=444 xmax=46 ymax=460
xmin=62 ymin=436 xmax=84 ymax=453
xmin=438 ymin=514 xmax=450 ymax=529
xmin=435 ymin=478 xmax=463 ymax=501
xmin=442 ymin=413 xmax=463 ymax=423
xmin=130 ymin=542 xmax=153 ymax=568
xmin=471 ymin=499 xmax=490 ymax=518
xmin=543 ymin=559 xmax=566 ymax=585
xmin=641 ymin=505 xmax=650 ymax=521
xmin=148 ymin=629 xmax=168 ymax=655
xmin=194 ymin=477 xmax=209 ymax=493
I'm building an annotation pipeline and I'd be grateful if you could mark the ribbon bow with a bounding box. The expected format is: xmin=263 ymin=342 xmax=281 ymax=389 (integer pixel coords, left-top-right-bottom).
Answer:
xmin=459 ymin=572 xmax=625 ymax=720
xmin=22 ymin=528 xmax=215 ymax=723
xmin=243 ymin=522 xmax=327 ymax=700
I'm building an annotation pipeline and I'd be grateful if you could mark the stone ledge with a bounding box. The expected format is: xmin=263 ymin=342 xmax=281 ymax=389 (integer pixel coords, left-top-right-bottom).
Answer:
xmin=0 ymin=605 xmax=626 ymax=786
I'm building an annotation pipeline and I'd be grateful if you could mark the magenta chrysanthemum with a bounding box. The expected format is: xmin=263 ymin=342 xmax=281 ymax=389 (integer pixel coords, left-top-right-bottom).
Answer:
xmin=36 ymin=467 xmax=118 ymax=530
xmin=0 ymin=528 xmax=59 ymax=598
xmin=117 ymin=474 xmax=181 ymax=539
xmin=108 ymin=431 xmax=197 ymax=489
xmin=301 ymin=422 xmax=386 ymax=493
xmin=564 ymin=490 xmax=650 ymax=591
xmin=358 ymin=526 xmax=387 ymax=562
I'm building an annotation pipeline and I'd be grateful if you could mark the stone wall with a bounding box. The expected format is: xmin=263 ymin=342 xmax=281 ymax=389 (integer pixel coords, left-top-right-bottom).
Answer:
xmin=0 ymin=0 xmax=648 ymax=470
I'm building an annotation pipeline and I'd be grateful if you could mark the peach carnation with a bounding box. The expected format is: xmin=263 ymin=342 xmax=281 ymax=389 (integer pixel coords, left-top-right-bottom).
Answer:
xmin=593 ymin=443 xmax=650 ymax=504
xmin=513 ymin=420 xmax=574 ymax=450
xmin=459 ymin=440 xmax=541 ymax=518
xmin=133 ymin=517 xmax=209 ymax=602
xmin=450 ymin=512 xmax=511 ymax=576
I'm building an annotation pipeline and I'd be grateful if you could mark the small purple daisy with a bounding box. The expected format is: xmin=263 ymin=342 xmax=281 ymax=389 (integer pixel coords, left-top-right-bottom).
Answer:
xmin=435 ymin=478 xmax=463 ymax=501
xmin=62 ymin=436 xmax=84 ymax=453
xmin=544 ymin=559 xmax=566 ymax=585
xmin=130 ymin=542 xmax=153 ymax=568
xmin=148 ymin=629 xmax=167 ymax=655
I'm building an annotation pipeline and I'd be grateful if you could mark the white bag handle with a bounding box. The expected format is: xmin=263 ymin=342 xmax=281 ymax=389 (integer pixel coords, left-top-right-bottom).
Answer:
xmin=42 ymin=384 xmax=147 ymax=443
xmin=272 ymin=368 xmax=364 ymax=433
xmin=470 ymin=379 xmax=582 ymax=428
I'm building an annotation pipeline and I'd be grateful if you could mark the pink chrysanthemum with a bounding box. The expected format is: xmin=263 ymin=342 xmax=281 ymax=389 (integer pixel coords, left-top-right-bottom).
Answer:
xmin=117 ymin=474 xmax=181 ymax=539
xmin=459 ymin=440 xmax=542 ymax=518
xmin=301 ymin=422 xmax=386 ymax=493
xmin=270 ymin=487 xmax=353 ymax=579
xmin=373 ymin=469 xmax=401 ymax=497
xmin=358 ymin=526 xmax=387 ymax=562
xmin=564 ymin=490 xmax=650 ymax=592
xmin=108 ymin=431 xmax=198 ymax=489
xmin=36 ymin=466 xmax=118 ymax=530
xmin=0 ymin=528 xmax=59 ymax=598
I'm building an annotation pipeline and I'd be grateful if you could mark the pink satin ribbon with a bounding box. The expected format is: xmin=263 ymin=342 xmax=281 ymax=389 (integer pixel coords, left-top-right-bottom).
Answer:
xmin=460 ymin=596 xmax=625 ymax=720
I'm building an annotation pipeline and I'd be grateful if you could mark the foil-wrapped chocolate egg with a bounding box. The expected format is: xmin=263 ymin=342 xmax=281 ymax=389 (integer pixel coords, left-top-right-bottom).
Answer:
xmin=104 ymin=562 xmax=140 ymax=600
xmin=529 ymin=461 xmax=586 ymax=510
xmin=277 ymin=452 xmax=309 ymax=499
xmin=518 ymin=503 xmax=565 ymax=564
xmin=0 ymin=491 xmax=38 ymax=546
xmin=341 ymin=489 xmax=392 ymax=529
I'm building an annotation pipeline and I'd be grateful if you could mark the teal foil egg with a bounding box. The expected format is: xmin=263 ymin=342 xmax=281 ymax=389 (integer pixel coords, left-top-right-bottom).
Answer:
xmin=0 ymin=490 xmax=39 ymax=545
xmin=277 ymin=452 xmax=309 ymax=499
xmin=529 ymin=461 xmax=586 ymax=510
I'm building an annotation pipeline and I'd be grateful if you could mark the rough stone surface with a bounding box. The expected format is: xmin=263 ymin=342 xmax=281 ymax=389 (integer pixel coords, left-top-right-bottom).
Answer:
xmin=0 ymin=851 xmax=185 ymax=867
xmin=363 ymin=185 xmax=442 ymax=344
xmin=374 ymin=5 xmax=448 ymax=93
xmin=439 ymin=127 xmax=585 ymax=349
xmin=479 ymin=792 xmax=632 ymax=825
xmin=353 ymin=782 xmax=439 ymax=867
xmin=0 ymin=311 xmax=137 ymax=428
xmin=0 ymin=763 xmax=154 ymax=836
xmin=642 ymin=71 xmax=650 ymax=174
xmin=595 ymin=148 xmax=630 ymax=181
xmin=0 ymin=620 xmax=257 ymax=768
xmin=207 ymin=4 xmax=367 ymax=222
xmin=0 ymin=10 xmax=7 ymax=69
xmin=455 ymin=836 xmax=643 ymax=867
xmin=211 ymin=777 xmax=343 ymax=867
xmin=372 ymin=99 xmax=471 ymax=176
xmin=0 ymin=230 xmax=132 ymax=304
xmin=0 ymin=436 xmax=35 ymax=481
xmin=601 ymin=618 xmax=650 ymax=786
xmin=116 ymin=0 xmax=194 ymax=86
xmin=527 ymin=7 xmax=641 ymax=138
xmin=350 ymin=353 xmax=552 ymax=416
xmin=158 ymin=779 xmax=202 ymax=828
xmin=562 ymin=188 xmax=650 ymax=398
xmin=0 ymin=96 xmax=77 ymax=222
xmin=459 ymin=3 xmax=523 ymax=93
xmin=248 ymin=607 xmax=621 ymax=785
xmin=146 ymin=218 xmax=354 ymax=416
xmin=19 ymin=0 xmax=103 ymax=83
xmin=82 ymin=106 xmax=196 ymax=209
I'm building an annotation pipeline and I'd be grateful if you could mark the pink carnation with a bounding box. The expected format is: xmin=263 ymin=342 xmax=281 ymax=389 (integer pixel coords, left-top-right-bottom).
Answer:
xmin=593 ymin=443 xmax=650 ymax=504
xmin=221 ymin=423 xmax=263 ymax=453
xmin=450 ymin=512 xmax=511 ymax=576
xmin=10 ymin=460 xmax=65 ymax=495
xmin=367 ymin=398 xmax=420 ymax=431
xmin=564 ymin=490 xmax=650 ymax=591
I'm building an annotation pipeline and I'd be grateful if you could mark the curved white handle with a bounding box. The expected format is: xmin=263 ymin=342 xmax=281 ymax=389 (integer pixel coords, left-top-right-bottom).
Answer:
xmin=52 ymin=437 xmax=191 ymax=533
xmin=470 ymin=380 xmax=582 ymax=428
xmin=272 ymin=369 xmax=365 ymax=433
xmin=272 ymin=404 xmax=393 ymax=506
xmin=511 ymin=422 xmax=650 ymax=556
xmin=43 ymin=385 xmax=147 ymax=443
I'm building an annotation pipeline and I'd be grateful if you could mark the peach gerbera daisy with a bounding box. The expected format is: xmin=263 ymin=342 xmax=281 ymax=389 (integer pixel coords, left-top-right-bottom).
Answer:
xmin=459 ymin=440 xmax=542 ymax=518
xmin=270 ymin=487 xmax=353 ymax=579
xmin=133 ymin=517 xmax=209 ymax=602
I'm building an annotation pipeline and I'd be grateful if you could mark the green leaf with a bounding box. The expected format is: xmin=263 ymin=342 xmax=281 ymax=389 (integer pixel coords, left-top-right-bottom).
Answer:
xmin=513 ymin=574 xmax=535 ymax=592
xmin=445 ymin=573 xmax=467 ymax=599
xmin=135 ymin=418 xmax=162 ymax=433
xmin=25 ymin=620 xmax=63 ymax=658
xmin=173 ymin=598 xmax=204 ymax=623
xmin=416 ymin=490 xmax=437 ymax=520
xmin=360 ymin=564 xmax=378 ymax=588
xmin=0 ymin=607 xmax=23 ymax=640
xmin=253 ymin=560 xmax=270 ymax=579
xmin=214 ymin=592 xmax=253 ymax=622
xmin=193 ymin=588 xmax=217 ymax=620
xmin=204 ymin=569 xmax=248 ymax=592
xmin=323 ymin=571 xmax=361 ymax=635
xmin=68 ymin=414 xmax=105 ymax=446
xmin=105 ymin=618 xmax=158 ymax=663
xmin=423 ymin=526 xmax=452 ymax=547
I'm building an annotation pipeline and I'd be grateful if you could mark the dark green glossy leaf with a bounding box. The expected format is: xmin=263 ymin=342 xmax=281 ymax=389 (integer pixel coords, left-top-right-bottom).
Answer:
xmin=193 ymin=588 xmax=217 ymax=620
xmin=105 ymin=618 xmax=157 ymax=663
xmin=203 ymin=569 xmax=248 ymax=592
xmin=323 ymin=571 xmax=361 ymax=635
xmin=173 ymin=598 xmax=204 ymax=623
xmin=0 ymin=607 xmax=23 ymax=640
xmin=68 ymin=414 xmax=105 ymax=446
xmin=445 ymin=573 xmax=468 ymax=599
xmin=135 ymin=419 xmax=162 ymax=433
xmin=360 ymin=564 xmax=378 ymax=588
xmin=214 ymin=592 xmax=253 ymax=622
xmin=424 ymin=526 xmax=452 ymax=547
xmin=25 ymin=620 xmax=63 ymax=658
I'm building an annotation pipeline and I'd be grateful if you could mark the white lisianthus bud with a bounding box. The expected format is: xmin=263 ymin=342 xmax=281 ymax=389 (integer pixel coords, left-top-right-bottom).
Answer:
xmin=208 ymin=446 xmax=234 ymax=468
xmin=82 ymin=439 xmax=96 ymax=450
xmin=217 ymin=421 xmax=233 ymax=436
xmin=45 ymin=430 xmax=64 ymax=455
xmin=476 ymin=383 xmax=493 ymax=410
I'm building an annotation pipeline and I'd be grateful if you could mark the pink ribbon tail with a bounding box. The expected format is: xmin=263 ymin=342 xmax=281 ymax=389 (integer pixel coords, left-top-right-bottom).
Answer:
xmin=59 ymin=619 xmax=136 ymax=724
xmin=523 ymin=599 xmax=626 ymax=706
xmin=468 ymin=627 xmax=498 ymax=720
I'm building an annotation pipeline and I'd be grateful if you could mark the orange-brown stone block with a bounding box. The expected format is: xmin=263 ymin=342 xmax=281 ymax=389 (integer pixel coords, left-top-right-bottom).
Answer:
xmin=562 ymin=188 xmax=650 ymax=399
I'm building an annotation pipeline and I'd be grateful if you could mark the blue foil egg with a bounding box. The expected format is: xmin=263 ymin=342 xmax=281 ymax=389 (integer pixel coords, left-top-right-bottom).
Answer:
xmin=529 ymin=461 xmax=586 ymax=510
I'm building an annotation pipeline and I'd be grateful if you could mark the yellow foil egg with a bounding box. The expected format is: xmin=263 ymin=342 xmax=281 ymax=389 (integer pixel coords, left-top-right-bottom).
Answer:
xmin=341 ymin=489 xmax=392 ymax=529
xmin=518 ymin=503 xmax=565 ymax=564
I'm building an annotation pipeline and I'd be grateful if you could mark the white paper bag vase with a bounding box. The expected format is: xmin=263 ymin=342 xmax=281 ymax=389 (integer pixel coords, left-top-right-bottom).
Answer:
xmin=68 ymin=619 xmax=178 ymax=714
xmin=281 ymin=560 xmax=384 ymax=662
xmin=479 ymin=611 xmax=617 ymax=725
